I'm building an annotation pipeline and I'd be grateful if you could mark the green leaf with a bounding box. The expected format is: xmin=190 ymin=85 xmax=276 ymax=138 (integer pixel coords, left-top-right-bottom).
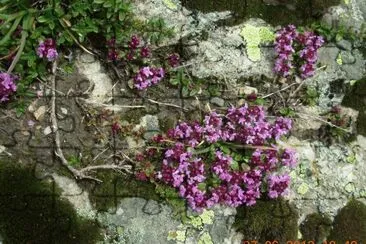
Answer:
xmin=230 ymin=160 xmax=239 ymax=171
xmin=182 ymin=86 xmax=189 ymax=97
xmin=37 ymin=16 xmax=48 ymax=23
xmin=198 ymin=183 xmax=207 ymax=191
xmin=169 ymin=78 xmax=179 ymax=86
xmin=93 ymin=0 xmax=105 ymax=3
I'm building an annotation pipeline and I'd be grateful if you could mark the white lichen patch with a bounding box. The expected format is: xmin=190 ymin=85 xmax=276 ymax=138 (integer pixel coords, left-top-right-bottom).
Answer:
xmin=52 ymin=174 xmax=96 ymax=220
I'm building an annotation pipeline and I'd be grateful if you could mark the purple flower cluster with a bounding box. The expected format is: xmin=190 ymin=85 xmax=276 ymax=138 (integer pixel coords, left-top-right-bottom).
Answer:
xmin=274 ymin=25 xmax=324 ymax=79
xmin=106 ymin=35 xmax=150 ymax=61
xmin=167 ymin=53 xmax=180 ymax=67
xmin=37 ymin=39 xmax=58 ymax=61
xmin=147 ymin=104 xmax=297 ymax=212
xmin=0 ymin=72 xmax=17 ymax=103
xmin=134 ymin=66 xmax=165 ymax=90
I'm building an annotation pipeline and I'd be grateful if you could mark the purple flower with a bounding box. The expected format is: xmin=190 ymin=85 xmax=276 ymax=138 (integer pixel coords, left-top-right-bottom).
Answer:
xmin=267 ymin=174 xmax=291 ymax=198
xmin=140 ymin=46 xmax=150 ymax=58
xmin=134 ymin=66 xmax=165 ymax=90
xmin=37 ymin=38 xmax=58 ymax=61
xmin=129 ymin=35 xmax=140 ymax=49
xmin=168 ymin=53 xmax=180 ymax=67
xmin=0 ymin=72 xmax=17 ymax=103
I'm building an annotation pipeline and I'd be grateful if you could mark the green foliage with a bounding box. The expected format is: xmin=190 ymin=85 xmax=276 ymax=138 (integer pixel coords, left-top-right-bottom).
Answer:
xmin=234 ymin=198 xmax=299 ymax=242
xmin=300 ymin=213 xmax=332 ymax=242
xmin=0 ymin=0 xmax=174 ymax=112
xmin=155 ymin=184 xmax=188 ymax=222
xmin=328 ymin=199 xmax=366 ymax=242
xmin=310 ymin=21 xmax=365 ymax=42
xmin=169 ymin=68 xmax=222 ymax=97
xmin=0 ymin=161 xmax=102 ymax=243
xmin=303 ymin=86 xmax=319 ymax=106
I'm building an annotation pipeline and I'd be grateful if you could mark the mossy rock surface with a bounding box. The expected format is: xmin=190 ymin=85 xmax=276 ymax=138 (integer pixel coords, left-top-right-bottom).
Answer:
xmin=0 ymin=161 xmax=102 ymax=243
xmin=300 ymin=213 xmax=332 ymax=242
xmin=328 ymin=199 xmax=366 ymax=243
xmin=234 ymin=198 xmax=298 ymax=242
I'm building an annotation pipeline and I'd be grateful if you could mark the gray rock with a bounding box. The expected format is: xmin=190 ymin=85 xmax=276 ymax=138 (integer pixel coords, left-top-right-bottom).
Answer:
xmin=140 ymin=115 xmax=160 ymax=131
xmin=210 ymin=97 xmax=225 ymax=107
xmin=339 ymin=50 xmax=356 ymax=64
xmin=98 ymin=198 xmax=180 ymax=244
xmin=336 ymin=39 xmax=353 ymax=51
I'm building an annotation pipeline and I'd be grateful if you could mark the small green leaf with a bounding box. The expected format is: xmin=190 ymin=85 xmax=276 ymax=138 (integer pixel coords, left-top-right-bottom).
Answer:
xmin=230 ymin=160 xmax=239 ymax=170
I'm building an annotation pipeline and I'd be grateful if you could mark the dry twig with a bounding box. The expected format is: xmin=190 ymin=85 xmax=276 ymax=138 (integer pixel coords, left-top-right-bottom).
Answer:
xmin=50 ymin=61 xmax=131 ymax=182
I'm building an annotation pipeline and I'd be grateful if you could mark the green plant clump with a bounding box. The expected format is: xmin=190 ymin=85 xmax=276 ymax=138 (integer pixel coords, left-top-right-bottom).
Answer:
xmin=0 ymin=0 xmax=173 ymax=110
xmin=0 ymin=161 xmax=102 ymax=243
xmin=233 ymin=198 xmax=298 ymax=242
xmin=300 ymin=213 xmax=332 ymax=242
xmin=328 ymin=199 xmax=366 ymax=242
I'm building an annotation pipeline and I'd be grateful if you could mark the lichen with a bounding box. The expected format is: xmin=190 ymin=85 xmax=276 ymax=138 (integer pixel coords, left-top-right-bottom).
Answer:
xmin=337 ymin=53 xmax=343 ymax=65
xmin=297 ymin=182 xmax=310 ymax=195
xmin=198 ymin=232 xmax=213 ymax=244
xmin=240 ymin=24 xmax=274 ymax=62
xmin=200 ymin=210 xmax=215 ymax=225
xmin=163 ymin=0 xmax=178 ymax=10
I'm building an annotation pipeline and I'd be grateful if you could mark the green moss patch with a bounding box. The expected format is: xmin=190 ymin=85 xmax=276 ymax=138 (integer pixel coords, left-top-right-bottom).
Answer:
xmin=300 ymin=213 xmax=332 ymax=242
xmin=234 ymin=198 xmax=298 ymax=242
xmin=0 ymin=161 xmax=102 ymax=243
xmin=328 ymin=199 xmax=366 ymax=242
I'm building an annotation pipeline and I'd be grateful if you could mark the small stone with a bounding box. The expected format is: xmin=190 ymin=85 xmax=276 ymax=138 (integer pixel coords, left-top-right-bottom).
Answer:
xmin=143 ymin=200 xmax=161 ymax=215
xmin=43 ymin=126 xmax=52 ymax=135
xmin=140 ymin=115 xmax=159 ymax=131
xmin=61 ymin=107 xmax=68 ymax=115
xmin=237 ymin=86 xmax=258 ymax=96
xmin=336 ymin=39 xmax=352 ymax=51
xmin=34 ymin=106 xmax=47 ymax=121
xmin=210 ymin=97 xmax=225 ymax=107
xmin=236 ymin=99 xmax=246 ymax=107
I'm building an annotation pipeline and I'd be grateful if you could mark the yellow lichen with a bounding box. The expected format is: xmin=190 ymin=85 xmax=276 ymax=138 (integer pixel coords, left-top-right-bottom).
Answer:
xmin=163 ymin=0 xmax=178 ymax=10
xmin=198 ymin=232 xmax=213 ymax=244
xmin=337 ymin=53 xmax=343 ymax=65
xmin=200 ymin=210 xmax=215 ymax=225
xmin=240 ymin=24 xmax=274 ymax=62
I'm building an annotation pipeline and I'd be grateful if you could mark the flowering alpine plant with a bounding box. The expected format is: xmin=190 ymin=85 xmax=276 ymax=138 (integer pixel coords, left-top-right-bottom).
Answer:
xmin=136 ymin=103 xmax=298 ymax=212
xmin=0 ymin=72 xmax=17 ymax=103
xmin=37 ymin=39 xmax=58 ymax=61
xmin=274 ymin=25 xmax=324 ymax=79
xmin=134 ymin=66 xmax=165 ymax=90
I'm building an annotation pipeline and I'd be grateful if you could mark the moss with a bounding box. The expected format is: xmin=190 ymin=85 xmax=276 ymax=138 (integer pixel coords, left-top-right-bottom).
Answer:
xmin=123 ymin=108 xmax=146 ymax=124
xmin=182 ymin=0 xmax=340 ymax=27
xmin=89 ymin=172 xmax=161 ymax=211
xmin=300 ymin=213 xmax=332 ymax=242
xmin=328 ymin=199 xmax=366 ymax=242
xmin=0 ymin=161 xmax=102 ymax=243
xmin=342 ymin=78 xmax=366 ymax=136
xmin=234 ymin=198 xmax=298 ymax=242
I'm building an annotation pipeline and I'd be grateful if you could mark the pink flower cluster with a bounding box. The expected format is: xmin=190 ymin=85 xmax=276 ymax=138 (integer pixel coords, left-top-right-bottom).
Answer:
xmin=0 ymin=72 xmax=17 ymax=103
xmin=37 ymin=39 xmax=58 ymax=61
xmin=134 ymin=66 xmax=165 ymax=90
xmin=274 ymin=25 xmax=324 ymax=79
xmin=143 ymin=104 xmax=297 ymax=212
